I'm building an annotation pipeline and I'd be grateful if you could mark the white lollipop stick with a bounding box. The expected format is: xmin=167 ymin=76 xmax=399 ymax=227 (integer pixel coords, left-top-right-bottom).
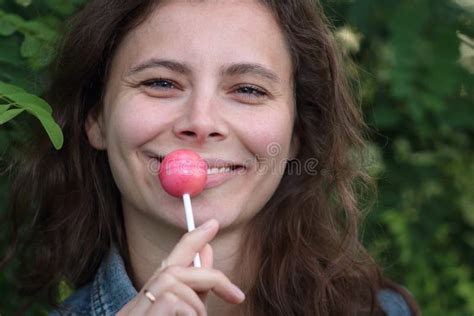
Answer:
xmin=182 ymin=193 xmax=201 ymax=268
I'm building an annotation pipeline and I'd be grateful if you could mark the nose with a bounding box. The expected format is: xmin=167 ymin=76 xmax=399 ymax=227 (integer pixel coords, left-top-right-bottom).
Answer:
xmin=172 ymin=94 xmax=228 ymax=145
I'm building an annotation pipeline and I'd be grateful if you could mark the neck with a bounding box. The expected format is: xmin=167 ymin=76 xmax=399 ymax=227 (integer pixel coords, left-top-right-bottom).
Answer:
xmin=123 ymin=204 xmax=247 ymax=316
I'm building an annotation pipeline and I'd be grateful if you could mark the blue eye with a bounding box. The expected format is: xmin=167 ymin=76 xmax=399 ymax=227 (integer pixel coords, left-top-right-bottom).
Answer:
xmin=236 ymin=85 xmax=266 ymax=97
xmin=142 ymin=79 xmax=176 ymax=89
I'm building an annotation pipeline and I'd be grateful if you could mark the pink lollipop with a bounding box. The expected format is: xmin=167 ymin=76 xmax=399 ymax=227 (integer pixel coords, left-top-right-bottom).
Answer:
xmin=159 ymin=149 xmax=207 ymax=197
xmin=158 ymin=149 xmax=208 ymax=267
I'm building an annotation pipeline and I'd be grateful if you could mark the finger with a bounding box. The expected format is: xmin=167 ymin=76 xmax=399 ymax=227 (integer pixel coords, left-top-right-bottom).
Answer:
xmin=146 ymin=273 xmax=206 ymax=315
xmin=200 ymin=243 xmax=213 ymax=269
xmin=171 ymin=282 xmax=205 ymax=315
xmin=196 ymin=244 xmax=213 ymax=301
xmin=126 ymin=289 xmax=160 ymax=315
xmin=163 ymin=219 xmax=219 ymax=269
xmin=146 ymin=292 xmax=197 ymax=316
xmin=158 ymin=266 xmax=245 ymax=304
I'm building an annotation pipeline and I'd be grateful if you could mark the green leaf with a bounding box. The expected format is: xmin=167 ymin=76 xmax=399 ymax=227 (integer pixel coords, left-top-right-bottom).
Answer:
xmin=26 ymin=106 xmax=63 ymax=149
xmin=0 ymin=11 xmax=26 ymax=30
xmin=0 ymin=16 xmax=16 ymax=36
xmin=6 ymin=92 xmax=53 ymax=114
xmin=0 ymin=104 xmax=11 ymax=115
xmin=20 ymin=35 xmax=42 ymax=58
xmin=0 ymin=108 xmax=24 ymax=124
xmin=58 ymin=279 xmax=73 ymax=302
xmin=22 ymin=19 xmax=57 ymax=42
xmin=28 ymin=44 xmax=55 ymax=69
xmin=15 ymin=0 xmax=32 ymax=7
xmin=0 ymin=81 xmax=53 ymax=114
xmin=0 ymin=81 xmax=24 ymax=94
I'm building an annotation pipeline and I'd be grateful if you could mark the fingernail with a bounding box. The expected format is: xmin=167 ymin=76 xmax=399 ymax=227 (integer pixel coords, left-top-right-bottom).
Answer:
xmin=160 ymin=260 xmax=168 ymax=269
xmin=199 ymin=219 xmax=215 ymax=231
xmin=230 ymin=284 xmax=245 ymax=301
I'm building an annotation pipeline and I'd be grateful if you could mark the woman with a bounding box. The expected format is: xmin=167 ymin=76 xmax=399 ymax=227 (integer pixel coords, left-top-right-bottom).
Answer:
xmin=5 ymin=0 xmax=419 ymax=315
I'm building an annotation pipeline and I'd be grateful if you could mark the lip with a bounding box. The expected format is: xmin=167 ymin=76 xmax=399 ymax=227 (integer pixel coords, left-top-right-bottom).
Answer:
xmin=205 ymin=166 xmax=246 ymax=189
xmin=144 ymin=151 xmax=247 ymax=189
xmin=145 ymin=151 xmax=247 ymax=169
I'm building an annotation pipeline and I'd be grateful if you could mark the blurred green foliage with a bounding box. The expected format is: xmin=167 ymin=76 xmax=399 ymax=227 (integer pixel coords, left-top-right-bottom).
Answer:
xmin=324 ymin=0 xmax=474 ymax=315
xmin=0 ymin=1 xmax=82 ymax=314
xmin=1 ymin=0 xmax=473 ymax=315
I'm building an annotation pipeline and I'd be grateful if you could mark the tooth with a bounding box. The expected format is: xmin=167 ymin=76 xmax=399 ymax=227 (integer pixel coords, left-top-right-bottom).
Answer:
xmin=206 ymin=166 xmax=235 ymax=174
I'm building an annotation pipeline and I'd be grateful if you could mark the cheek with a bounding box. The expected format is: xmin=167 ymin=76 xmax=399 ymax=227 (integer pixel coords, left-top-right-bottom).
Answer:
xmin=237 ymin=109 xmax=294 ymax=160
xmin=107 ymin=99 xmax=171 ymax=148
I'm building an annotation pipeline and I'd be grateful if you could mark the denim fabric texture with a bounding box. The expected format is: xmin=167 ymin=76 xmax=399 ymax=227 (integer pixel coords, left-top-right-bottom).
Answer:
xmin=49 ymin=247 xmax=411 ymax=315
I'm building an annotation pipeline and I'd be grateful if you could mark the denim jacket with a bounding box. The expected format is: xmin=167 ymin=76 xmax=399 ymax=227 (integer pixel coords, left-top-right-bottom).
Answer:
xmin=49 ymin=247 xmax=412 ymax=315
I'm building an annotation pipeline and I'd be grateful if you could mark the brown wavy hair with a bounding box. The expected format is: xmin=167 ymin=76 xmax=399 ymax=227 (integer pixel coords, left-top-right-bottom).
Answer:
xmin=2 ymin=0 xmax=420 ymax=315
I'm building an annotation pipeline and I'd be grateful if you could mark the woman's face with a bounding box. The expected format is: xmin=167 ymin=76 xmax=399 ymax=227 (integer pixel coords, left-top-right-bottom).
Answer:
xmin=86 ymin=0 xmax=298 ymax=231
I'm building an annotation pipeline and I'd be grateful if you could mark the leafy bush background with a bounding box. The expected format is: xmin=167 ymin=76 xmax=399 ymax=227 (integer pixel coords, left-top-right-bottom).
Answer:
xmin=1 ymin=0 xmax=473 ymax=315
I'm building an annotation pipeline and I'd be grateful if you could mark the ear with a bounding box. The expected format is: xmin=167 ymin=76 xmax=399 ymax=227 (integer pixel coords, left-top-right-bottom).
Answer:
xmin=85 ymin=108 xmax=106 ymax=150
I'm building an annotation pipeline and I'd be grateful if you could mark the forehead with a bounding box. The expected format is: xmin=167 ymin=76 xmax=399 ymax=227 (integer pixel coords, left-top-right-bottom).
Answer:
xmin=112 ymin=0 xmax=292 ymax=80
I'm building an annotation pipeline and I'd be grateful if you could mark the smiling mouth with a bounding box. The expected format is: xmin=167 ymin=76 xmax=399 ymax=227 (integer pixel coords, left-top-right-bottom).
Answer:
xmin=150 ymin=154 xmax=245 ymax=175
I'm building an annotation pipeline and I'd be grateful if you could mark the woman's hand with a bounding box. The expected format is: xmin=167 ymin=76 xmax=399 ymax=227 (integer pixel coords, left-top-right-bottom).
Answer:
xmin=116 ymin=219 xmax=245 ymax=315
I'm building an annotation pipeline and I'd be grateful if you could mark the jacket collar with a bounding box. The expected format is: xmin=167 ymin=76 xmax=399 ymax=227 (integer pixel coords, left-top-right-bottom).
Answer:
xmin=90 ymin=246 xmax=137 ymax=314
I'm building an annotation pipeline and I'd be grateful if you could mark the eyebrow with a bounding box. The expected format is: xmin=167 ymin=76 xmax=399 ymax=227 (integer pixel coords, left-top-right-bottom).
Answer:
xmin=222 ymin=63 xmax=280 ymax=83
xmin=128 ymin=59 xmax=280 ymax=83
xmin=128 ymin=58 xmax=192 ymax=76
